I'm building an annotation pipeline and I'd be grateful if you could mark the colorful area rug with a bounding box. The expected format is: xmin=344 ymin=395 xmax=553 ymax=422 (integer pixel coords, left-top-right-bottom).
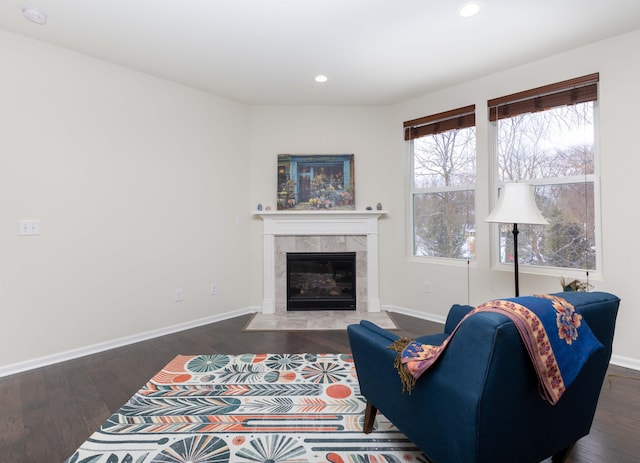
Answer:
xmin=65 ymin=353 xmax=428 ymax=463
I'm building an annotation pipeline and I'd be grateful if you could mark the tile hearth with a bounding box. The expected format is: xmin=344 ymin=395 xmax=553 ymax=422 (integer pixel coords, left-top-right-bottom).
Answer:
xmin=243 ymin=310 xmax=398 ymax=331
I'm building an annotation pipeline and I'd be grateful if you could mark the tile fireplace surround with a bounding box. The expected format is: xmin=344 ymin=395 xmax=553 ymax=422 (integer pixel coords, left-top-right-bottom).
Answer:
xmin=255 ymin=210 xmax=385 ymax=314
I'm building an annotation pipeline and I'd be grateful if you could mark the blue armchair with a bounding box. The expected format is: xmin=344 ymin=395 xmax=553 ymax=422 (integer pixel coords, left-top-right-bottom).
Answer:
xmin=348 ymin=291 xmax=620 ymax=463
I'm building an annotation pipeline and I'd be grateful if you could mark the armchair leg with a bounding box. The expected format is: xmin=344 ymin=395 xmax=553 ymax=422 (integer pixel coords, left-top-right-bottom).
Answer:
xmin=363 ymin=401 xmax=378 ymax=434
xmin=551 ymin=443 xmax=575 ymax=463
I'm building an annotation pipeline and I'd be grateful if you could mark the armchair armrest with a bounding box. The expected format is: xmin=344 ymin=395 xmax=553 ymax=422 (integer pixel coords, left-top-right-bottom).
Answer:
xmin=357 ymin=319 xmax=401 ymax=343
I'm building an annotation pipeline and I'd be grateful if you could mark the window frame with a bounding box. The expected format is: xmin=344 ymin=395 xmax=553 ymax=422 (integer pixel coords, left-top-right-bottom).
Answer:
xmin=488 ymin=75 xmax=602 ymax=280
xmin=406 ymin=105 xmax=477 ymax=264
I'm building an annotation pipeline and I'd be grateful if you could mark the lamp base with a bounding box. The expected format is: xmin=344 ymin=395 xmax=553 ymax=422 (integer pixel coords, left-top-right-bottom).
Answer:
xmin=513 ymin=223 xmax=519 ymax=297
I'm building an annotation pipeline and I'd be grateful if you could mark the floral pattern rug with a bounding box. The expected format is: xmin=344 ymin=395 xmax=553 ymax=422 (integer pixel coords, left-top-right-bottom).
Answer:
xmin=65 ymin=353 xmax=429 ymax=463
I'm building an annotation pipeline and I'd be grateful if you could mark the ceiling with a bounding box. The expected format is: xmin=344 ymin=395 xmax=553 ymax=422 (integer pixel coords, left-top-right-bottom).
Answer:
xmin=2 ymin=0 xmax=640 ymax=105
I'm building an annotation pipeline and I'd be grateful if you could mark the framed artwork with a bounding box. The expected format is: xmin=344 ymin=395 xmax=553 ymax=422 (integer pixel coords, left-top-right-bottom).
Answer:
xmin=277 ymin=154 xmax=355 ymax=210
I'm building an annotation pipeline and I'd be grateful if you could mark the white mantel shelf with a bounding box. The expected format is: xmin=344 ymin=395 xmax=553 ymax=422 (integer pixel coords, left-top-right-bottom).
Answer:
xmin=255 ymin=210 xmax=386 ymax=236
xmin=255 ymin=210 xmax=386 ymax=314
xmin=255 ymin=210 xmax=386 ymax=216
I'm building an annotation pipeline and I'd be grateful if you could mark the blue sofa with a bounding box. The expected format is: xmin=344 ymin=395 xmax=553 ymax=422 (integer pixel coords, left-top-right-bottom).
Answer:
xmin=347 ymin=291 xmax=620 ymax=463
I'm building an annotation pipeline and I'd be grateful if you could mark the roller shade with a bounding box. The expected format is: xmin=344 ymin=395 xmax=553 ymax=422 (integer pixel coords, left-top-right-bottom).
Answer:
xmin=488 ymin=73 xmax=599 ymax=121
xmin=404 ymin=104 xmax=475 ymax=141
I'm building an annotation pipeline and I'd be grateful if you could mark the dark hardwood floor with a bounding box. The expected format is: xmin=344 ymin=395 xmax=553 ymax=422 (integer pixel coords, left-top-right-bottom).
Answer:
xmin=1 ymin=312 xmax=638 ymax=462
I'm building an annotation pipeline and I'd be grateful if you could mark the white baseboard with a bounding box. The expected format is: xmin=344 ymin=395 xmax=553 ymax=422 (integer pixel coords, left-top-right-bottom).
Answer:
xmin=610 ymin=354 xmax=640 ymax=371
xmin=0 ymin=306 xmax=259 ymax=378
xmin=2 ymin=305 xmax=638 ymax=376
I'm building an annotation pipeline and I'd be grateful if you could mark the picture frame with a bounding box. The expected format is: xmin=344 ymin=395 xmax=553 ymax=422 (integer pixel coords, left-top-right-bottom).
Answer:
xmin=277 ymin=154 xmax=355 ymax=210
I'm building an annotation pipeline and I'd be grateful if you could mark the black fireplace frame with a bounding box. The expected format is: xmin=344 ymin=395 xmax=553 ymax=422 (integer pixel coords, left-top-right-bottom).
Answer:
xmin=286 ymin=251 xmax=356 ymax=311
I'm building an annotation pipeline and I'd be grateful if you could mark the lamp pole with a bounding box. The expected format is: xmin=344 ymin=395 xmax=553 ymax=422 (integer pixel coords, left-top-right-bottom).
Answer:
xmin=512 ymin=223 xmax=520 ymax=297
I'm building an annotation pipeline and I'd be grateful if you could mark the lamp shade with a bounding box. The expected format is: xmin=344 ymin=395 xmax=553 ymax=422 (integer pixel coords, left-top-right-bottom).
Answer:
xmin=485 ymin=182 xmax=548 ymax=225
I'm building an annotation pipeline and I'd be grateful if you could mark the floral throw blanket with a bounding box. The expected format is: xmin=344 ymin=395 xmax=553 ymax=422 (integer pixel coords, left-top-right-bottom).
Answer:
xmin=392 ymin=294 xmax=603 ymax=404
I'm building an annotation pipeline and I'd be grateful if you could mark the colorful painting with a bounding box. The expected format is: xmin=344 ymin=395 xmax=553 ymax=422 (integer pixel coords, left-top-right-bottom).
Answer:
xmin=277 ymin=154 xmax=355 ymax=210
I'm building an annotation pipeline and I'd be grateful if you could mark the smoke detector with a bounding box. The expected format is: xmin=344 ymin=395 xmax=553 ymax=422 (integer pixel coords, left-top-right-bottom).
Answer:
xmin=23 ymin=6 xmax=47 ymax=25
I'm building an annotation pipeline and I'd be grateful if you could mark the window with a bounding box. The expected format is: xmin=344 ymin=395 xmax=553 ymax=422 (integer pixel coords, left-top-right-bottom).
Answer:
xmin=406 ymin=105 xmax=476 ymax=260
xmin=488 ymin=73 xmax=600 ymax=273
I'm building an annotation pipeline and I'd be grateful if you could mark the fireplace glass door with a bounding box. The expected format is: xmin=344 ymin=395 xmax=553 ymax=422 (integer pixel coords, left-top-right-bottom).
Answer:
xmin=286 ymin=252 xmax=356 ymax=310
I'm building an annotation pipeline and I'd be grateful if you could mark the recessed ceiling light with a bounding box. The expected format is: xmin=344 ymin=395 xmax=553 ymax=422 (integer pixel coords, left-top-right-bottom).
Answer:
xmin=458 ymin=1 xmax=482 ymax=18
xmin=315 ymin=75 xmax=328 ymax=83
xmin=23 ymin=6 xmax=47 ymax=25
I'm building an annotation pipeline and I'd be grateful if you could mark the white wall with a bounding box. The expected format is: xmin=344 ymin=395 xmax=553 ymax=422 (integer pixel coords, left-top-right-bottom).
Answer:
xmin=247 ymin=31 xmax=640 ymax=367
xmin=0 ymin=30 xmax=251 ymax=369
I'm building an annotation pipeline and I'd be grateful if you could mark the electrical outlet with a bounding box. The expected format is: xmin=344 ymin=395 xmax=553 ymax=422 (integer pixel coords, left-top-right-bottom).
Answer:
xmin=174 ymin=289 xmax=184 ymax=302
xmin=423 ymin=281 xmax=432 ymax=293
xmin=18 ymin=219 xmax=40 ymax=236
xmin=210 ymin=283 xmax=218 ymax=295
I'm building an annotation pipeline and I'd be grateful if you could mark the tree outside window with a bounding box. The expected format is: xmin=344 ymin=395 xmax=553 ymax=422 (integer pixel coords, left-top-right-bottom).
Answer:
xmin=495 ymin=101 xmax=597 ymax=271
xmin=411 ymin=126 xmax=476 ymax=259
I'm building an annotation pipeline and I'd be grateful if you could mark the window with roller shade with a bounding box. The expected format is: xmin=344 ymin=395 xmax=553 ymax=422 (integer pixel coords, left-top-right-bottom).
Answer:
xmin=406 ymin=105 xmax=476 ymax=260
xmin=488 ymin=73 xmax=600 ymax=273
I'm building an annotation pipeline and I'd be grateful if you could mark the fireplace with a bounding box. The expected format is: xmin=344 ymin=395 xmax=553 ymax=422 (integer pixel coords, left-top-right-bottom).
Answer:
xmin=287 ymin=252 xmax=356 ymax=310
xmin=256 ymin=210 xmax=385 ymax=314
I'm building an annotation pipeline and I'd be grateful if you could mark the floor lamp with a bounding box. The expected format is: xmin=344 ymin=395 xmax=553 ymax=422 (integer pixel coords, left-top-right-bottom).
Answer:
xmin=486 ymin=182 xmax=548 ymax=297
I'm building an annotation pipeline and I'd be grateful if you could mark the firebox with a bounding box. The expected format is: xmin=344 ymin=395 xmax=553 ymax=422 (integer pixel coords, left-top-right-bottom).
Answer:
xmin=286 ymin=252 xmax=356 ymax=310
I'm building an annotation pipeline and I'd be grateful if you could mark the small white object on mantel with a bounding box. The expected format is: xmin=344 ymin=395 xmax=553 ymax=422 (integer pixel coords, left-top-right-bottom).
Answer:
xmin=255 ymin=210 xmax=386 ymax=314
